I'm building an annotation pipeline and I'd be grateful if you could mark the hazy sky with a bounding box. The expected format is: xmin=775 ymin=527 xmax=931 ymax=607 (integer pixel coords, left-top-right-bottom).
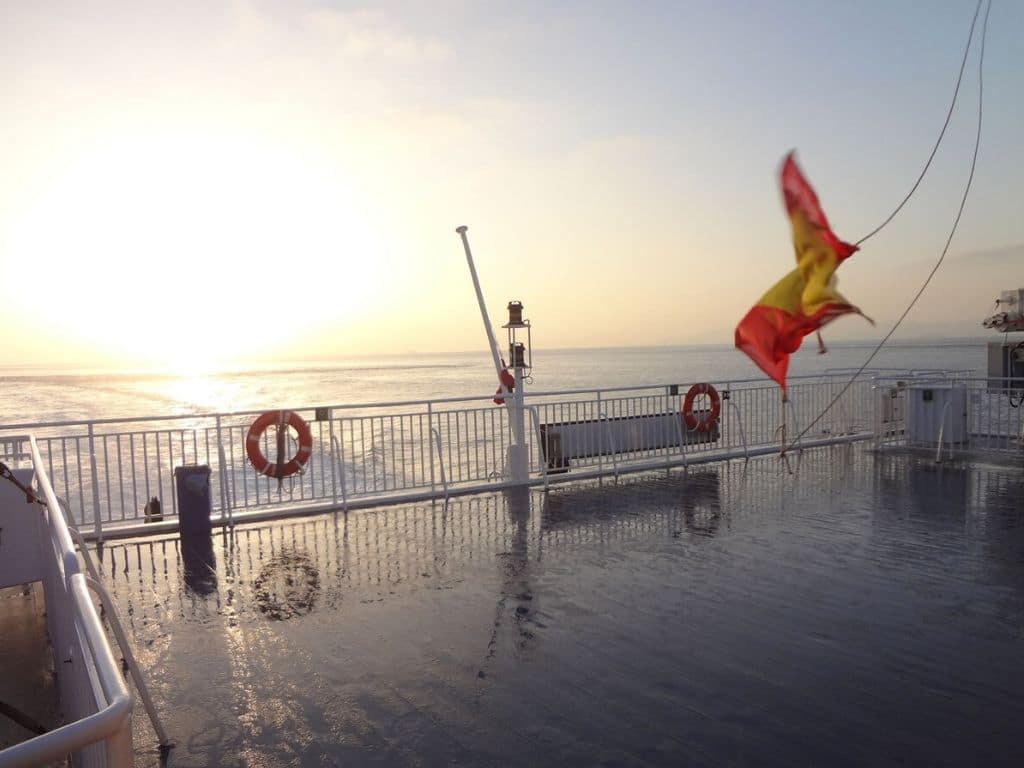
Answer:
xmin=1 ymin=1 xmax=1021 ymax=370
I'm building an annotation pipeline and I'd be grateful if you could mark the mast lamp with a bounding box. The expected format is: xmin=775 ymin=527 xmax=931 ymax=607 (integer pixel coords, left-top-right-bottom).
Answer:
xmin=502 ymin=301 xmax=531 ymax=370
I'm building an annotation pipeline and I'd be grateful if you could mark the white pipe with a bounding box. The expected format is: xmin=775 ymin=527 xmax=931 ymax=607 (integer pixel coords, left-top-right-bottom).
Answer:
xmin=63 ymin=526 xmax=171 ymax=749
xmin=456 ymin=226 xmax=508 ymax=394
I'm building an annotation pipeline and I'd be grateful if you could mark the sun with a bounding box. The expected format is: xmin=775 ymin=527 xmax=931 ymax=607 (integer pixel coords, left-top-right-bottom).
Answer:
xmin=4 ymin=130 xmax=386 ymax=371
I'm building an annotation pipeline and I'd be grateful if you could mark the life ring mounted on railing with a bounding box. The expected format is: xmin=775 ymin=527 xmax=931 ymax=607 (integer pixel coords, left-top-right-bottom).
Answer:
xmin=682 ymin=383 xmax=721 ymax=433
xmin=246 ymin=410 xmax=313 ymax=479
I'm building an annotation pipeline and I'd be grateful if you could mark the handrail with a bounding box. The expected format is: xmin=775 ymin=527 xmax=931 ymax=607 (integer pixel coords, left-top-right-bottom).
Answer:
xmin=823 ymin=366 xmax=974 ymax=376
xmin=30 ymin=436 xmax=79 ymax=580
xmin=0 ymin=437 xmax=138 ymax=767
xmin=0 ymin=576 xmax=132 ymax=768
xmin=0 ymin=372 xmax=916 ymax=432
xmin=11 ymin=373 xmax=998 ymax=533
xmin=66 ymin=524 xmax=171 ymax=749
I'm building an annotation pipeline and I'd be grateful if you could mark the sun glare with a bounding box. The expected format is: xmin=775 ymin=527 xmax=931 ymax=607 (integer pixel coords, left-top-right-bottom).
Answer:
xmin=6 ymin=131 xmax=385 ymax=371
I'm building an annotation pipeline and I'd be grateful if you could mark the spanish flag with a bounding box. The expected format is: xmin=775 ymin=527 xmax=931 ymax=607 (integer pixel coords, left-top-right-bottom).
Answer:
xmin=735 ymin=153 xmax=868 ymax=389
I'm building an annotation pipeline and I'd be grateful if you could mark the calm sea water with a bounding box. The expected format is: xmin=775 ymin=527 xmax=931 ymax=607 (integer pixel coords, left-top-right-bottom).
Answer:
xmin=0 ymin=341 xmax=988 ymax=425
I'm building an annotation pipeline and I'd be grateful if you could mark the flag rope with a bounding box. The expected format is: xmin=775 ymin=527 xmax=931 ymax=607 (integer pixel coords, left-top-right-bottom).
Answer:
xmin=854 ymin=0 xmax=984 ymax=248
xmin=781 ymin=0 xmax=991 ymax=456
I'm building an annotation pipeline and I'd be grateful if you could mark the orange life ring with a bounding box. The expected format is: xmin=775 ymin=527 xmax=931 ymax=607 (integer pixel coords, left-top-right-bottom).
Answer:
xmin=682 ymin=383 xmax=721 ymax=433
xmin=246 ymin=410 xmax=313 ymax=478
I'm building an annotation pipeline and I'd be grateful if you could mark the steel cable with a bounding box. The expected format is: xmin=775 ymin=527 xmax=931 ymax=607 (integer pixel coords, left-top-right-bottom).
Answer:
xmin=784 ymin=0 xmax=992 ymax=453
xmin=854 ymin=0 xmax=984 ymax=247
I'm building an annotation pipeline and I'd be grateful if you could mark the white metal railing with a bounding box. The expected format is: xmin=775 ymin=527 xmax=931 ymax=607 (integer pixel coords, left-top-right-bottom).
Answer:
xmin=0 ymin=374 xmax=897 ymax=535
xmin=0 ymin=438 xmax=133 ymax=767
xmin=872 ymin=375 xmax=1024 ymax=455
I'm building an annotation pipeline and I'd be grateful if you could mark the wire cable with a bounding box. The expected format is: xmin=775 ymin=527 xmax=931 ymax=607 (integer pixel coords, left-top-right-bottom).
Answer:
xmin=854 ymin=0 xmax=984 ymax=247
xmin=783 ymin=0 xmax=991 ymax=452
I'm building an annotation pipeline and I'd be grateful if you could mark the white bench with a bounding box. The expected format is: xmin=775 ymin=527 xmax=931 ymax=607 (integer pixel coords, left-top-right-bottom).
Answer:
xmin=539 ymin=410 xmax=719 ymax=472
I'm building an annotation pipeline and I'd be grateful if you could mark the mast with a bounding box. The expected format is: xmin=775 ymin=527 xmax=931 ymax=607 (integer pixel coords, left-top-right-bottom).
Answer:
xmin=456 ymin=226 xmax=507 ymax=394
xmin=455 ymin=226 xmax=528 ymax=482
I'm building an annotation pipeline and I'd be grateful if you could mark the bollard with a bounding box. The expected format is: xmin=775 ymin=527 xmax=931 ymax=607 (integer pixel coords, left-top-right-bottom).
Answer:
xmin=174 ymin=465 xmax=212 ymax=538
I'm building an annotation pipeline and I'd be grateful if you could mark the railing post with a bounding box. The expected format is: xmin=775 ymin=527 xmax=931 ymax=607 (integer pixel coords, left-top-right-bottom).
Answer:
xmin=672 ymin=397 xmax=689 ymax=468
xmin=727 ymin=400 xmax=748 ymax=459
xmin=87 ymin=423 xmax=103 ymax=543
xmin=599 ymin=411 xmax=620 ymax=479
xmin=328 ymin=416 xmax=338 ymax=507
xmin=664 ymin=389 xmax=672 ymax=470
xmin=935 ymin=397 xmax=955 ymax=463
xmin=218 ymin=447 xmax=233 ymax=528
xmin=430 ymin=427 xmax=449 ymax=500
xmin=215 ymin=416 xmax=230 ymax=525
xmin=331 ymin=434 xmax=349 ymax=512
xmin=527 ymin=406 xmax=549 ymax=491
xmin=784 ymin=393 xmax=803 ymax=453
xmin=427 ymin=402 xmax=436 ymax=496
xmin=871 ymin=379 xmax=881 ymax=450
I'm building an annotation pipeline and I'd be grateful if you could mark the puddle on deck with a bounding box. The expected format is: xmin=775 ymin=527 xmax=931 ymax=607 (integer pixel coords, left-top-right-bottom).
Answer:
xmin=95 ymin=446 xmax=1024 ymax=767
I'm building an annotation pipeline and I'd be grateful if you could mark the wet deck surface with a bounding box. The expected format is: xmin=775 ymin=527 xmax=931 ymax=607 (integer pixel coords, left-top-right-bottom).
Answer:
xmin=96 ymin=445 xmax=1024 ymax=767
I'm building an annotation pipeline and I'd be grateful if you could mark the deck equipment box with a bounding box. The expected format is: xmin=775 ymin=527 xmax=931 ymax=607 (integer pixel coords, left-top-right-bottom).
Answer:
xmin=906 ymin=385 xmax=967 ymax=445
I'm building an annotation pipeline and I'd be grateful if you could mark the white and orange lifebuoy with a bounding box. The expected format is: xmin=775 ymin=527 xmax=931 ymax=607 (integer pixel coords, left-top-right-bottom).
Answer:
xmin=246 ymin=410 xmax=313 ymax=478
xmin=682 ymin=383 xmax=721 ymax=433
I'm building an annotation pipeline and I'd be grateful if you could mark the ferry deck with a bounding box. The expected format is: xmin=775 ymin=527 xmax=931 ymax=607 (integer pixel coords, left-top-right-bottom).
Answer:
xmin=4 ymin=442 xmax=1023 ymax=767
xmin=2 ymin=355 xmax=1024 ymax=766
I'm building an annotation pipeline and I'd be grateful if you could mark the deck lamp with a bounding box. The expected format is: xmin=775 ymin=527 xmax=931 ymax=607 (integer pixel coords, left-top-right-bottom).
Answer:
xmin=502 ymin=301 xmax=531 ymax=371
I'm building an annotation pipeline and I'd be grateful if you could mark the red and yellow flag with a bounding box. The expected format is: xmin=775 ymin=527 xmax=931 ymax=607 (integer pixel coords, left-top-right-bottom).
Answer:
xmin=735 ymin=153 xmax=867 ymax=389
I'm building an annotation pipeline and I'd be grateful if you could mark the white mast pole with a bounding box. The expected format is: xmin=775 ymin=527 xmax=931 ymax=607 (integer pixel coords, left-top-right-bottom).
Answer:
xmin=456 ymin=226 xmax=509 ymax=396
xmin=456 ymin=225 xmax=527 ymax=483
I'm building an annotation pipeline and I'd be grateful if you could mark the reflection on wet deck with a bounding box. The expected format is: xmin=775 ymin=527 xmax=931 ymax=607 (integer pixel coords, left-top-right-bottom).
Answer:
xmin=98 ymin=446 xmax=1024 ymax=767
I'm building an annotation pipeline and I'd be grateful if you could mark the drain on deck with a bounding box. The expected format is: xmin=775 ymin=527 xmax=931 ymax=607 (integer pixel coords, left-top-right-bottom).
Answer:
xmin=253 ymin=549 xmax=321 ymax=620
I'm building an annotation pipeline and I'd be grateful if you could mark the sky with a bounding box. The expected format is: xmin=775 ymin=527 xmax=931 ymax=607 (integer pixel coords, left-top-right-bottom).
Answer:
xmin=0 ymin=0 xmax=1021 ymax=371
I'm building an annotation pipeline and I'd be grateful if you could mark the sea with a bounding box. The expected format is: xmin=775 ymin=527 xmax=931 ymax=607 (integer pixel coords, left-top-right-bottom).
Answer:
xmin=0 ymin=340 xmax=989 ymax=426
